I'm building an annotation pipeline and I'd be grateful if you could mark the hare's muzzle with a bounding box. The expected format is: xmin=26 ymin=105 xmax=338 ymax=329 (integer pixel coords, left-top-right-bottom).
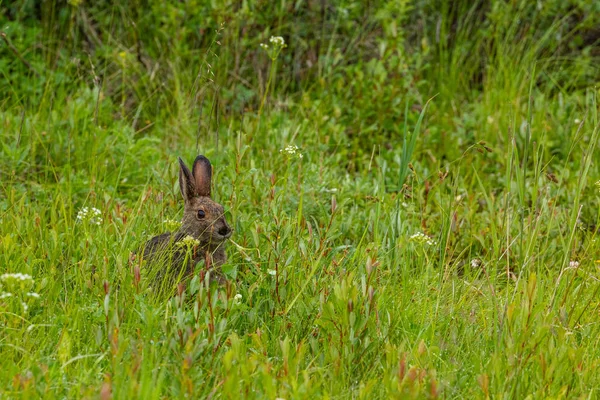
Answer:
xmin=217 ymin=220 xmax=232 ymax=239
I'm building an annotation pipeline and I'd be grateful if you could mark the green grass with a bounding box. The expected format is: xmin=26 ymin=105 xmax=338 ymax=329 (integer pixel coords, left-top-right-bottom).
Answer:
xmin=1 ymin=0 xmax=600 ymax=398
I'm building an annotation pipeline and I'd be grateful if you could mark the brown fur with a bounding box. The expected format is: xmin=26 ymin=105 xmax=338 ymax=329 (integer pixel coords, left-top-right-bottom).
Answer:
xmin=142 ymin=155 xmax=231 ymax=285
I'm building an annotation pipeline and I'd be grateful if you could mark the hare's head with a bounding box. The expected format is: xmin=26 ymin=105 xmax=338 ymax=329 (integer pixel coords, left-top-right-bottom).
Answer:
xmin=178 ymin=155 xmax=232 ymax=245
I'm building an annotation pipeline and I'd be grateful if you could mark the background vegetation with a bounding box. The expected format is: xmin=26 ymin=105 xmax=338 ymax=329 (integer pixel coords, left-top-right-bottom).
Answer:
xmin=1 ymin=0 xmax=600 ymax=397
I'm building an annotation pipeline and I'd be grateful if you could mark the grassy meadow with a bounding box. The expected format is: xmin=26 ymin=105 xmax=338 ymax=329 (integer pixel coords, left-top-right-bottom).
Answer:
xmin=2 ymin=1 xmax=600 ymax=398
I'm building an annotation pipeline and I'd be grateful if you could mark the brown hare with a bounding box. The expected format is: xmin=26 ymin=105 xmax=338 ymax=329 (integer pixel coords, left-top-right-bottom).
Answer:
xmin=142 ymin=155 xmax=232 ymax=286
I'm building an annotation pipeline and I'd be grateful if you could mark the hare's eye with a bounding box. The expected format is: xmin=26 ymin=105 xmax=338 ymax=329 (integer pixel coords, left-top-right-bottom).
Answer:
xmin=197 ymin=210 xmax=206 ymax=219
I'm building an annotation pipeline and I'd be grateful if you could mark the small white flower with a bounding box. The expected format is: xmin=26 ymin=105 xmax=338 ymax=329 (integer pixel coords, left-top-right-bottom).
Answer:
xmin=269 ymin=36 xmax=285 ymax=46
xmin=280 ymin=145 xmax=303 ymax=159
xmin=574 ymin=118 xmax=581 ymax=124
xmin=76 ymin=206 xmax=103 ymax=225
xmin=261 ymin=36 xmax=286 ymax=59
xmin=569 ymin=260 xmax=580 ymax=268
xmin=409 ymin=232 xmax=437 ymax=246
xmin=26 ymin=292 xmax=41 ymax=299
xmin=470 ymin=259 xmax=482 ymax=268
xmin=267 ymin=269 xmax=277 ymax=276
xmin=177 ymin=235 xmax=200 ymax=249
xmin=233 ymin=293 xmax=243 ymax=304
xmin=0 ymin=292 xmax=12 ymax=299
xmin=21 ymin=302 xmax=28 ymax=312
xmin=1 ymin=273 xmax=33 ymax=283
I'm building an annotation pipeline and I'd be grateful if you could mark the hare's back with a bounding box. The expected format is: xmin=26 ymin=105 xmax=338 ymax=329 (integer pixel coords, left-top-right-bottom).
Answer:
xmin=142 ymin=232 xmax=179 ymax=259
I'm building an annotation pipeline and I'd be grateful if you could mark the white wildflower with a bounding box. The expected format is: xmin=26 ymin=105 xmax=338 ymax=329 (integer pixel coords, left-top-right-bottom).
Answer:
xmin=409 ymin=232 xmax=437 ymax=246
xmin=1 ymin=273 xmax=35 ymax=297
xmin=267 ymin=269 xmax=277 ymax=276
xmin=3 ymin=283 xmax=39 ymax=312
xmin=1 ymin=273 xmax=34 ymax=282
xmin=234 ymin=293 xmax=243 ymax=304
xmin=76 ymin=206 xmax=103 ymax=225
xmin=280 ymin=145 xmax=303 ymax=159
xmin=569 ymin=260 xmax=580 ymax=268
xmin=269 ymin=36 xmax=285 ymax=46
xmin=574 ymin=118 xmax=581 ymax=124
xmin=280 ymin=144 xmax=298 ymax=154
xmin=260 ymin=35 xmax=286 ymax=59
xmin=76 ymin=206 xmax=88 ymax=221
xmin=470 ymin=259 xmax=482 ymax=268
xmin=177 ymin=235 xmax=200 ymax=250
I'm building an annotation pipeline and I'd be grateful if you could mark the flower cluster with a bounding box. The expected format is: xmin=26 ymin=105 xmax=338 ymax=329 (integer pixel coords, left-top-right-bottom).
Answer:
xmin=234 ymin=293 xmax=243 ymax=305
xmin=280 ymin=145 xmax=303 ymax=159
xmin=163 ymin=218 xmax=182 ymax=232
xmin=261 ymin=36 xmax=286 ymax=49
xmin=0 ymin=273 xmax=40 ymax=314
xmin=409 ymin=232 xmax=437 ymax=246
xmin=76 ymin=207 xmax=103 ymax=225
xmin=269 ymin=36 xmax=285 ymax=46
xmin=176 ymin=235 xmax=200 ymax=251
xmin=260 ymin=36 xmax=287 ymax=60
xmin=1 ymin=273 xmax=35 ymax=293
xmin=1 ymin=273 xmax=33 ymax=283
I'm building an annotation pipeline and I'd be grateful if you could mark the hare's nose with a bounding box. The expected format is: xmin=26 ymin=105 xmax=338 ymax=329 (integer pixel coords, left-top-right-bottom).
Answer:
xmin=218 ymin=225 xmax=231 ymax=237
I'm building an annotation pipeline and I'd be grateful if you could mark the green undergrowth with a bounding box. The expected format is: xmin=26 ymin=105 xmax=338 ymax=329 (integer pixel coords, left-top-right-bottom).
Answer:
xmin=1 ymin=0 xmax=600 ymax=398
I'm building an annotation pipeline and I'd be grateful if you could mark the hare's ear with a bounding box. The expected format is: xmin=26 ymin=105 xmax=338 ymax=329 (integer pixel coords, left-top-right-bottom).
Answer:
xmin=192 ymin=155 xmax=212 ymax=197
xmin=178 ymin=157 xmax=196 ymax=201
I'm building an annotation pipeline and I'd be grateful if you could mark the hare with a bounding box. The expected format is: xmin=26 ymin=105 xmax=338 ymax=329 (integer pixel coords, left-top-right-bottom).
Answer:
xmin=142 ymin=155 xmax=232 ymax=285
